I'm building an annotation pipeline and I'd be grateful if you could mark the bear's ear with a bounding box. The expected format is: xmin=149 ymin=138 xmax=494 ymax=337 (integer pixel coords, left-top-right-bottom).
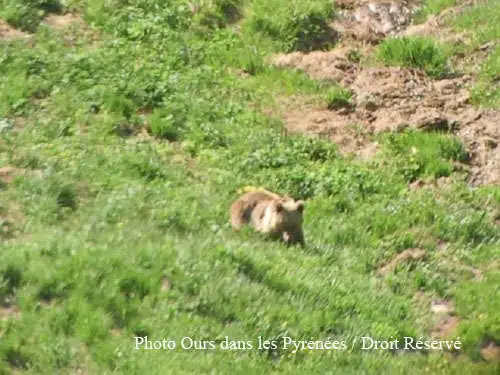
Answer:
xmin=276 ymin=202 xmax=283 ymax=213
xmin=296 ymin=201 xmax=305 ymax=213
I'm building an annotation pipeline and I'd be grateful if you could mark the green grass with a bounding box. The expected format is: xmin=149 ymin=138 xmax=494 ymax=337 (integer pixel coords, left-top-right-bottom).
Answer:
xmin=0 ymin=0 xmax=64 ymax=32
xmin=413 ymin=0 xmax=457 ymax=23
xmin=451 ymin=0 xmax=500 ymax=48
xmin=244 ymin=0 xmax=336 ymax=52
xmin=379 ymin=130 xmax=470 ymax=182
xmin=323 ymin=86 xmax=353 ymax=110
xmin=190 ymin=0 xmax=246 ymax=31
xmin=376 ymin=36 xmax=450 ymax=78
xmin=0 ymin=0 xmax=499 ymax=374
xmin=449 ymin=0 xmax=500 ymax=107
xmin=471 ymin=46 xmax=500 ymax=107
xmin=396 ymin=0 xmax=499 ymax=106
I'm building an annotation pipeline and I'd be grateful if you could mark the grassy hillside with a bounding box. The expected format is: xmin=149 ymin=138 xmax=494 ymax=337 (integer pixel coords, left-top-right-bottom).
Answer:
xmin=0 ymin=0 xmax=499 ymax=374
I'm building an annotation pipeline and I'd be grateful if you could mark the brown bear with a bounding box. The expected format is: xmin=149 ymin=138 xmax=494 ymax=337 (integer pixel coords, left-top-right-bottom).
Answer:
xmin=230 ymin=188 xmax=305 ymax=246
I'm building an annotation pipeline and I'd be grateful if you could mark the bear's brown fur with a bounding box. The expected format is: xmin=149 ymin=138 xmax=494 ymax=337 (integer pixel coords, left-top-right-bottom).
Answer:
xmin=230 ymin=189 xmax=305 ymax=246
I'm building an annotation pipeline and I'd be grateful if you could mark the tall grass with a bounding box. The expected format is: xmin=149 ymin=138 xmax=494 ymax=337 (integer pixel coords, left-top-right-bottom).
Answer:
xmin=377 ymin=36 xmax=449 ymax=78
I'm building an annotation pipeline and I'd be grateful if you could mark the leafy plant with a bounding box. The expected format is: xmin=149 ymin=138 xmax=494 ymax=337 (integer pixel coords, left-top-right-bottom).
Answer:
xmin=381 ymin=130 xmax=469 ymax=181
xmin=148 ymin=106 xmax=187 ymax=141
xmin=245 ymin=0 xmax=336 ymax=52
xmin=324 ymin=86 xmax=353 ymax=110
xmin=0 ymin=0 xmax=64 ymax=32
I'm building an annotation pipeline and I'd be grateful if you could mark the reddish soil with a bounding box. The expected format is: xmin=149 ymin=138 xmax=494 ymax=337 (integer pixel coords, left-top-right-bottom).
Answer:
xmin=269 ymin=0 xmax=500 ymax=185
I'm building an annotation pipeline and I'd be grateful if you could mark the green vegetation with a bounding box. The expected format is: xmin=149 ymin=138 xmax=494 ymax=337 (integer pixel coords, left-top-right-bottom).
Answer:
xmin=244 ymin=0 xmax=336 ymax=52
xmin=471 ymin=47 xmax=500 ymax=107
xmin=413 ymin=0 xmax=457 ymax=23
xmin=190 ymin=0 xmax=245 ymax=31
xmin=413 ymin=0 xmax=500 ymax=107
xmin=450 ymin=0 xmax=500 ymax=107
xmin=0 ymin=0 xmax=499 ymax=374
xmin=451 ymin=0 xmax=500 ymax=48
xmin=0 ymin=0 xmax=63 ymax=32
xmin=379 ymin=131 xmax=470 ymax=181
xmin=324 ymin=86 xmax=353 ymax=110
xmin=376 ymin=36 xmax=450 ymax=78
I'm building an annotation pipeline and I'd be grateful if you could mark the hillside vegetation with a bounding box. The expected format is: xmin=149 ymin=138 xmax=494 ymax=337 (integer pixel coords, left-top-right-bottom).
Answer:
xmin=0 ymin=0 xmax=499 ymax=374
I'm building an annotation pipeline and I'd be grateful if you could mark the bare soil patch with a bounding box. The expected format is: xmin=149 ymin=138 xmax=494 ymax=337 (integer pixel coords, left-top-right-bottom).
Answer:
xmin=43 ymin=13 xmax=86 ymax=30
xmin=408 ymin=176 xmax=453 ymax=190
xmin=269 ymin=1 xmax=499 ymax=185
xmin=0 ymin=304 xmax=20 ymax=321
xmin=42 ymin=13 xmax=101 ymax=46
xmin=430 ymin=299 xmax=455 ymax=314
xmin=161 ymin=277 xmax=171 ymax=292
xmin=271 ymin=63 xmax=500 ymax=184
xmin=284 ymin=104 xmax=379 ymax=158
xmin=458 ymin=109 xmax=500 ymax=185
xmin=0 ymin=19 xmax=28 ymax=40
xmin=428 ymin=299 xmax=461 ymax=339
xmin=377 ymin=248 xmax=426 ymax=276
xmin=351 ymin=67 xmax=468 ymax=132
xmin=0 ymin=166 xmax=18 ymax=185
xmin=431 ymin=315 xmax=460 ymax=338
xmin=413 ymin=293 xmax=462 ymax=340
xmin=111 ymin=328 xmax=123 ymax=337
xmin=481 ymin=340 xmax=500 ymax=362
xmin=271 ymin=44 xmax=373 ymax=85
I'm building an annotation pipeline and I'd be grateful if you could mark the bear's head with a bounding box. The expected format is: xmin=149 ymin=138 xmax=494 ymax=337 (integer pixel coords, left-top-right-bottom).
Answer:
xmin=269 ymin=198 xmax=304 ymax=233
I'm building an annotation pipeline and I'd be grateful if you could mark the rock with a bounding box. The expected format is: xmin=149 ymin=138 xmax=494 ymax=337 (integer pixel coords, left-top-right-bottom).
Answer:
xmin=334 ymin=1 xmax=416 ymax=42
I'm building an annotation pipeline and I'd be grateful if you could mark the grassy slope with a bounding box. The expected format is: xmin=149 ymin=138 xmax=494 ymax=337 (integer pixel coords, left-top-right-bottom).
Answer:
xmin=414 ymin=0 xmax=500 ymax=106
xmin=0 ymin=0 xmax=499 ymax=374
xmin=451 ymin=0 xmax=500 ymax=106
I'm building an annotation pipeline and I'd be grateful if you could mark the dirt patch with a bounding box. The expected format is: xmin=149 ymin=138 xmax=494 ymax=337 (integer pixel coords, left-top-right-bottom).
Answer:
xmin=408 ymin=176 xmax=453 ymax=190
xmin=453 ymin=41 xmax=499 ymax=77
xmin=285 ymin=107 xmax=379 ymax=158
xmin=43 ymin=13 xmax=86 ymax=30
xmin=111 ymin=328 xmax=123 ymax=337
xmin=0 ymin=166 xmax=43 ymax=185
xmin=272 ymin=63 xmax=500 ymax=184
xmin=414 ymin=293 xmax=462 ymax=340
xmin=350 ymin=67 xmax=475 ymax=132
xmin=377 ymin=248 xmax=426 ymax=276
xmin=268 ymin=0 xmax=500 ymax=185
xmin=458 ymin=109 xmax=500 ymax=185
xmin=403 ymin=23 xmax=469 ymax=53
xmin=271 ymin=44 xmax=373 ymax=85
xmin=430 ymin=299 xmax=455 ymax=314
xmin=271 ymin=94 xmax=379 ymax=158
xmin=0 ymin=19 xmax=29 ymax=40
xmin=431 ymin=315 xmax=460 ymax=338
xmin=429 ymin=299 xmax=460 ymax=338
xmin=0 ymin=166 xmax=18 ymax=185
xmin=333 ymin=0 xmax=420 ymax=43
xmin=0 ymin=201 xmax=25 ymax=239
xmin=161 ymin=277 xmax=171 ymax=292
xmin=0 ymin=304 xmax=20 ymax=321
xmin=42 ymin=13 xmax=100 ymax=47
xmin=481 ymin=341 xmax=500 ymax=362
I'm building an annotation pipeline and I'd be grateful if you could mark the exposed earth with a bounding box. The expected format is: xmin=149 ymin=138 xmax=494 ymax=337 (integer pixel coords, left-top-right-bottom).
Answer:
xmin=271 ymin=0 xmax=499 ymax=186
